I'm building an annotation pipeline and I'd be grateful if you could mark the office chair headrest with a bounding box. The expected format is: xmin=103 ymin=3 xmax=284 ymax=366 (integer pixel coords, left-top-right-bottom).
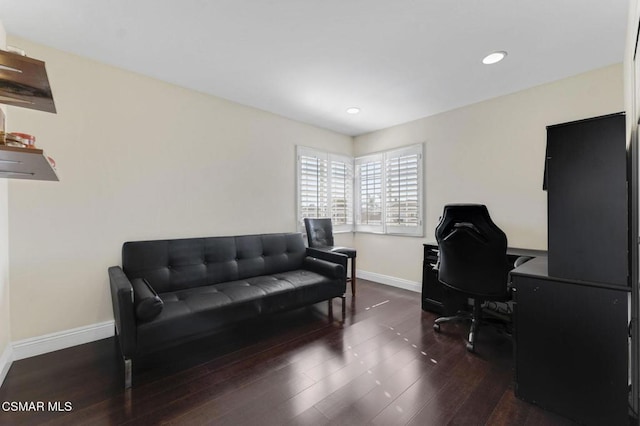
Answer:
xmin=445 ymin=222 xmax=487 ymax=243
xmin=436 ymin=204 xmax=504 ymax=244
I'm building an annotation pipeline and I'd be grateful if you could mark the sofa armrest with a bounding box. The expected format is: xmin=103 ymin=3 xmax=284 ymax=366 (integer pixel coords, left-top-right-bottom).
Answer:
xmin=303 ymin=257 xmax=345 ymax=279
xmin=305 ymin=247 xmax=348 ymax=276
xmin=109 ymin=266 xmax=136 ymax=358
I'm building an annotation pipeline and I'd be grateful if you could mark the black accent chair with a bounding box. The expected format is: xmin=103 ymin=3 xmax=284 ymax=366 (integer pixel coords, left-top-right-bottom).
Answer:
xmin=432 ymin=204 xmax=510 ymax=352
xmin=304 ymin=218 xmax=357 ymax=296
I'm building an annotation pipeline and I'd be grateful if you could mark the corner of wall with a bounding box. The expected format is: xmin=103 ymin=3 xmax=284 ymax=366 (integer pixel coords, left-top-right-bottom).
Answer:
xmin=0 ymin=18 xmax=13 ymax=388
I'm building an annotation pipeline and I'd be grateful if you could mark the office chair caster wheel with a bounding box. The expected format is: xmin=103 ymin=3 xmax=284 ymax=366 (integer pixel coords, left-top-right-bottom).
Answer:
xmin=466 ymin=342 xmax=475 ymax=352
xmin=433 ymin=323 xmax=440 ymax=332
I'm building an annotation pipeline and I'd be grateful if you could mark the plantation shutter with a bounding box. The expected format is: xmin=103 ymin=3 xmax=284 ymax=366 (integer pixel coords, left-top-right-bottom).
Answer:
xmin=297 ymin=147 xmax=329 ymax=230
xmin=385 ymin=144 xmax=422 ymax=235
xmin=330 ymin=154 xmax=353 ymax=231
xmin=355 ymin=153 xmax=384 ymax=233
xmin=297 ymin=147 xmax=353 ymax=232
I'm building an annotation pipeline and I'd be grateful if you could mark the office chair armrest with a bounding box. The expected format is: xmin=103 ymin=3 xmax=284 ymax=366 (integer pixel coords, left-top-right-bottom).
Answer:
xmin=514 ymin=256 xmax=533 ymax=268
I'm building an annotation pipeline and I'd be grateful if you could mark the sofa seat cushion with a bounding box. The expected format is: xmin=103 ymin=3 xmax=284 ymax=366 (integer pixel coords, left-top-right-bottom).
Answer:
xmin=272 ymin=270 xmax=344 ymax=307
xmin=136 ymin=285 xmax=261 ymax=353
xmin=136 ymin=269 xmax=343 ymax=352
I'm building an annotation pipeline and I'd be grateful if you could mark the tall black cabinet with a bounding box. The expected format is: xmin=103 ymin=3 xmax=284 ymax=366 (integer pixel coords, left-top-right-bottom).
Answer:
xmin=546 ymin=113 xmax=628 ymax=285
xmin=512 ymin=113 xmax=630 ymax=425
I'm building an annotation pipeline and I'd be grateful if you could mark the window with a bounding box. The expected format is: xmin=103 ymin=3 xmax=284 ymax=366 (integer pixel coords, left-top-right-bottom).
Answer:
xmin=355 ymin=144 xmax=423 ymax=236
xmin=296 ymin=143 xmax=422 ymax=237
xmin=296 ymin=146 xmax=353 ymax=232
xmin=354 ymin=153 xmax=383 ymax=233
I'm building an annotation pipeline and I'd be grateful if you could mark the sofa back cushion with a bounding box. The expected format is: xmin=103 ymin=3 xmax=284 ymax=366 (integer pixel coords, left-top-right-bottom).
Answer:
xmin=122 ymin=233 xmax=306 ymax=293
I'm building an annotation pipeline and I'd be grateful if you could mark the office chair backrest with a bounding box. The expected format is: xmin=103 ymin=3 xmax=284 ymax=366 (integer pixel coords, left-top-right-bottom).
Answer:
xmin=435 ymin=204 xmax=509 ymax=299
xmin=304 ymin=218 xmax=335 ymax=248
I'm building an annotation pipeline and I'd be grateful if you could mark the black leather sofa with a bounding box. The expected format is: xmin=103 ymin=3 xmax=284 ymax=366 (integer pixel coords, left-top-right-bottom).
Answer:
xmin=109 ymin=232 xmax=347 ymax=388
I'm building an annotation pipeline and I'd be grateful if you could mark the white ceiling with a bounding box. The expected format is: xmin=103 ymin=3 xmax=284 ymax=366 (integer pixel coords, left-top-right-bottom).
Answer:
xmin=0 ymin=0 xmax=629 ymax=136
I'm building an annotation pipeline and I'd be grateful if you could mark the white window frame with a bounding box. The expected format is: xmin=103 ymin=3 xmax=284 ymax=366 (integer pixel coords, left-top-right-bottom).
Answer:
xmin=355 ymin=143 xmax=424 ymax=237
xmin=296 ymin=146 xmax=353 ymax=233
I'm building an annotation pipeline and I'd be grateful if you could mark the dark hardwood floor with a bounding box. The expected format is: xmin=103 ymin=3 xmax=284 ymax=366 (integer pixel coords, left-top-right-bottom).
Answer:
xmin=0 ymin=280 xmax=578 ymax=425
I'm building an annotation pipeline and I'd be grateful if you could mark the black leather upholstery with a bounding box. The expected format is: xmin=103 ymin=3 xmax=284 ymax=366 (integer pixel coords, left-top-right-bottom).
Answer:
xmin=303 ymin=218 xmax=356 ymax=259
xmin=433 ymin=204 xmax=510 ymax=351
xmin=131 ymin=278 xmax=164 ymax=321
xmin=122 ymin=233 xmax=307 ymax=293
xmin=435 ymin=204 xmax=509 ymax=299
xmin=109 ymin=266 xmax=136 ymax=356
xmin=304 ymin=218 xmax=357 ymax=295
xmin=110 ymin=232 xmax=347 ymax=362
xmin=136 ymin=269 xmax=341 ymax=352
xmin=305 ymin=217 xmax=335 ymax=247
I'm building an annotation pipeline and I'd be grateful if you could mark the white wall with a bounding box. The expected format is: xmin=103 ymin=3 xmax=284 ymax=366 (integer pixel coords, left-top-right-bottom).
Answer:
xmin=6 ymin=36 xmax=353 ymax=341
xmin=354 ymin=64 xmax=624 ymax=284
xmin=1 ymin=34 xmax=626 ymax=346
xmin=0 ymin=20 xmax=12 ymax=382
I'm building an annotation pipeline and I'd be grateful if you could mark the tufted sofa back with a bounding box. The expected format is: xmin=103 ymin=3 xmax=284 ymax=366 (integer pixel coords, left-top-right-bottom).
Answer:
xmin=122 ymin=233 xmax=306 ymax=294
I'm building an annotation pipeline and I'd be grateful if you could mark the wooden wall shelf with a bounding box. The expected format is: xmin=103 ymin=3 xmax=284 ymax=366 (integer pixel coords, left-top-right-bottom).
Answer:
xmin=0 ymin=145 xmax=58 ymax=181
xmin=0 ymin=50 xmax=56 ymax=113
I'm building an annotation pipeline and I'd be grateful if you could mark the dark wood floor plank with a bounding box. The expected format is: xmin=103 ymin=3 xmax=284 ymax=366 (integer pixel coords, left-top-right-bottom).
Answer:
xmin=370 ymin=341 xmax=466 ymax=426
xmin=485 ymin=385 xmax=532 ymax=426
xmin=0 ymin=280 xmax=581 ymax=426
xmin=216 ymin=330 xmax=420 ymax=425
xmin=313 ymin=345 xmax=425 ymax=419
xmin=289 ymin=406 xmax=331 ymax=426
xmin=315 ymin=315 xmax=455 ymax=424
xmin=49 ymin=324 xmax=339 ymax=425
xmin=405 ymin=356 xmax=489 ymax=426
xmin=163 ymin=368 xmax=316 ymax=425
xmin=324 ymin=356 xmax=432 ymax=425
xmin=446 ymin=364 xmax=512 ymax=425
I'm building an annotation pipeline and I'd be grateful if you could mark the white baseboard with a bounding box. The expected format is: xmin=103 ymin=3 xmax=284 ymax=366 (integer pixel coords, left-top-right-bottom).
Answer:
xmin=357 ymin=269 xmax=421 ymax=293
xmin=0 ymin=343 xmax=13 ymax=387
xmin=12 ymin=320 xmax=115 ymax=361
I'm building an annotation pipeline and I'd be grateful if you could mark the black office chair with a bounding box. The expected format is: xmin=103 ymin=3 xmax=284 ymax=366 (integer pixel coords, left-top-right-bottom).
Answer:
xmin=303 ymin=218 xmax=357 ymax=296
xmin=432 ymin=204 xmax=510 ymax=352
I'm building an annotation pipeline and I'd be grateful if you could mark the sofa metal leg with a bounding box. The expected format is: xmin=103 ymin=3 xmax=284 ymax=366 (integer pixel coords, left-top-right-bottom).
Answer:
xmin=124 ymin=358 xmax=132 ymax=389
xmin=341 ymin=295 xmax=346 ymax=320
xmin=328 ymin=298 xmax=334 ymax=318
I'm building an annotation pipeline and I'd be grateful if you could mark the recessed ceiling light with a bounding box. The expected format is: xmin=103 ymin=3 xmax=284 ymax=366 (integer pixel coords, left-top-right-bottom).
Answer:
xmin=482 ymin=51 xmax=507 ymax=65
xmin=346 ymin=107 xmax=360 ymax=114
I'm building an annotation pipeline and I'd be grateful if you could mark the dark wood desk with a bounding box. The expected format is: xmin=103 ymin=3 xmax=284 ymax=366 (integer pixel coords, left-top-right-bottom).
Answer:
xmin=421 ymin=243 xmax=545 ymax=314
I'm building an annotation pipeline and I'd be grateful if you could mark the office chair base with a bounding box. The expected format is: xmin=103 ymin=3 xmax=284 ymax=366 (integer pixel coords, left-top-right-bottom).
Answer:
xmin=433 ymin=311 xmax=473 ymax=330
xmin=433 ymin=299 xmax=483 ymax=352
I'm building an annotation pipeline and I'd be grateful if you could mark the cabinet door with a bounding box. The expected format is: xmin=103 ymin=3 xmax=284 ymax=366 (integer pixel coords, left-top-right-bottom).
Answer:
xmin=547 ymin=114 xmax=627 ymax=285
xmin=514 ymin=275 xmax=628 ymax=425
